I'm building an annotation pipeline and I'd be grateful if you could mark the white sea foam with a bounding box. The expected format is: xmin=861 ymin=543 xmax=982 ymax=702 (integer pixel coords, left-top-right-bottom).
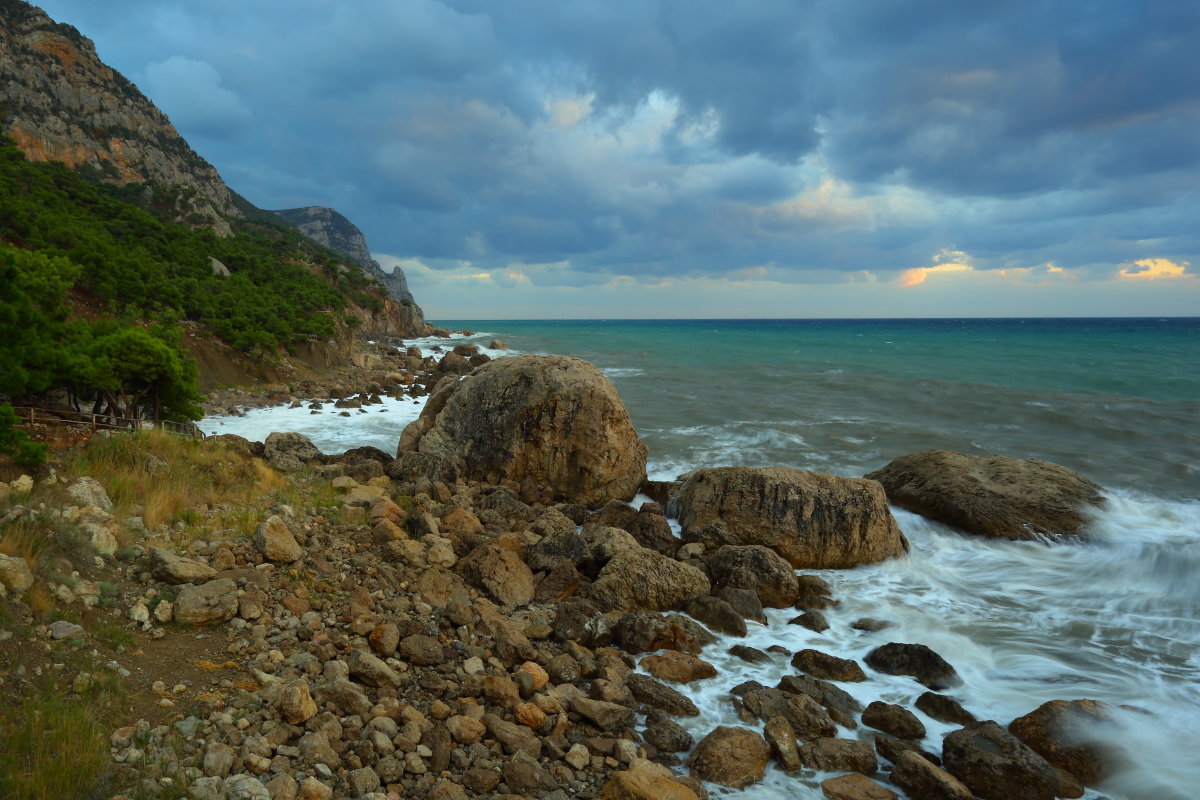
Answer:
xmin=201 ymin=393 xmax=426 ymax=453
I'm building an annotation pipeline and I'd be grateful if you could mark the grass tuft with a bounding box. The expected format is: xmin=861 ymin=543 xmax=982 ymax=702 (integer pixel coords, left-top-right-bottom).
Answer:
xmin=0 ymin=691 xmax=110 ymax=800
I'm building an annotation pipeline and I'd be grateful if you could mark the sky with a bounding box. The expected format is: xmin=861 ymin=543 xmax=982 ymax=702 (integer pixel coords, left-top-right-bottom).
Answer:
xmin=37 ymin=0 xmax=1200 ymax=319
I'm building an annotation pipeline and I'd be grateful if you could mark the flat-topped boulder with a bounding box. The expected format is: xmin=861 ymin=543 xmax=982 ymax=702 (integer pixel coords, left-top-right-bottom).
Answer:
xmin=396 ymin=355 xmax=647 ymax=505
xmin=675 ymin=467 xmax=907 ymax=568
xmin=865 ymin=450 xmax=1105 ymax=540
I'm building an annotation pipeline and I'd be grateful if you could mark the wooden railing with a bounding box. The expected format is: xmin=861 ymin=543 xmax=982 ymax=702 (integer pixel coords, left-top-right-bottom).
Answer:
xmin=11 ymin=406 xmax=206 ymax=439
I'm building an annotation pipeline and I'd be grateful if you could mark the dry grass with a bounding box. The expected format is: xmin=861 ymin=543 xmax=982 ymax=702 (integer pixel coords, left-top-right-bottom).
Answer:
xmin=68 ymin=430 xmax=283 ymax=529
xmin=0 ymin=690 xmax=110 ymax=800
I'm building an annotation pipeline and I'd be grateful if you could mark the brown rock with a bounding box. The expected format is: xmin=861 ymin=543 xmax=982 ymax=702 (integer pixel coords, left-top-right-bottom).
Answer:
xmin=482 ymin=675 xmax=521 ymax=708
xmin=675 ymin=467 xmax=908 ymax=568
xmin=890 ymin=751 xmax=973 ymax=800
xmin=820 ymin=773 xmax=897 ymax=800
xmin=1007 ymin=699 xmax=1119 ymax=786
xmin=613 ymin=612 xmax=717 ymax=655
xmin=685 ymin=596 xmax=748 ymax=637
xmin=915 ymin=692 xmax=975 ymax=726
xmin=799 ymin=737 xmax=878 ymax=775
xmin=864 ymin=642 xmax=961 ymax=690
xmin=776 ymin=674 xmax=862 ymax=728
xmin=589 ymin=548 xmax=711 ymax=612
xmin=601 ymin=758 xmax=700 ymax=800
xmin=625 ymin=673 xmax=700 ymax=717
xmin=253 ymin=515 xmax=305 ymax=562
xmin=686 ymin=726 xmax=771 ymax=789
xmin=396 ymin=355 xmax=648 ymax=504
xmin=865 ymin=450 xmax=1105 ymax=540
xmin=514 ymin=702 xmax=547 ymax=729
xmin=708 ymin=544 xmax=800 ymax=607
xmin=572 ymin=697 xmax=636 ymax=732
xmin=861 ymin=700 xmax=926 ymax=740
xmin=457 ymin=542 xmax=535 ymax=607
xmin=439 ymin=505 xmax=483 ymax=537
xmin=762 ymin=716 xmax=801 ymax=771
xmin=149 ymin=547 xmax=217 ymax=585
xmin=742 ymin=688 xmax=837 ymax=739
xmin=640 ymin=651 xmax=718 ymax=684
xmin=276 ymin=680 xmax=318 ymax=724
xmin=942 ymin=720 xmax=1058 ymax=800
xmin=792 ymin=649 xmax=868 ymax=682
xmin=627 ymin=505 xmax=678 ymax=556
xmin=368 ymin=623 xmax=400 ymax=657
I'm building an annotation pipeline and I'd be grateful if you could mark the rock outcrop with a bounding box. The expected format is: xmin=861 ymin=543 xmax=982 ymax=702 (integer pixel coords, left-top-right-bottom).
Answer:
xmin=397 ymin=355 xmax=648 ymax=505
xmin=1008 ymin=699 xmax=1120 ymax=786
xmin=674 ymin=467 xmax=907 ymax=568
xmin=0 ymin=1 xmax=238 ymax=232
xmin=865 ymin=450 xmax=1105 ymax=540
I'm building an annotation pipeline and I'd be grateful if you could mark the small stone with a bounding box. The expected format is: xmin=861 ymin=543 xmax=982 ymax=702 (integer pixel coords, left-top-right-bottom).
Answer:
xmin=565 ymin=742 xmax=591 ymax=770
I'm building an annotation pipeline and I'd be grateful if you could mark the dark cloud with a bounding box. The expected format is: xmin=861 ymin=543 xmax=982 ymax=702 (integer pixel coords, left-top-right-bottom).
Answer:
xmin=34 ymin=0 xmax=1200 ymax=293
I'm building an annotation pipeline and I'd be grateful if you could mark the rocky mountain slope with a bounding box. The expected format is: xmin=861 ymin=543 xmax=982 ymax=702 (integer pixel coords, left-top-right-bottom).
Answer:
xmin=0 ymin=0 xmax=239 ymax=234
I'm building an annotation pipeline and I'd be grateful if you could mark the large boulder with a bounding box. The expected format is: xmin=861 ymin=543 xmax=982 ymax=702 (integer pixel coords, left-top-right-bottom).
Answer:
xmin=1008 ymin=699 xmax=1120 ymax=786
xmin=588 ymin=548 xmax=710 ymax=613
xmin=942 ymin=721 xmax=1059 ymax=800
xmin=686 ymin=726 xmax=771 ymax=789
xmin=174 ymin=579 xmax=239 ymax=626
xmin=674 ymin=467 xmax=907 ymax=568
xmin=865 ymin=450 xmax=1105 ymax=540
xmin=396 ymin=355 xmax=647 ymax=504
xmin=600 ymin=758 xmax=700 ymax=800
xmin=263 ymin=432 xmax=323 ymax=472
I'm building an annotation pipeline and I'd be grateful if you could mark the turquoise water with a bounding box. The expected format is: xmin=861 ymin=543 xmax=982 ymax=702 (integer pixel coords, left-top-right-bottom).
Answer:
xmin=435 ymin=318 xmax=1200 ymax=499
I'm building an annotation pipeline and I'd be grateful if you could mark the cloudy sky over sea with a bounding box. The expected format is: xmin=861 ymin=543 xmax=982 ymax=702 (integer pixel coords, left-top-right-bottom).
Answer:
xmin=40 ymin=0 xmax=1200 ymax=318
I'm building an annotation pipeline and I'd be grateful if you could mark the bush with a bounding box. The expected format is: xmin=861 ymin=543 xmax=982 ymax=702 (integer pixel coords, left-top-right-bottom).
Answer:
xmin=0 ymin=404 xmax=46 ymax=465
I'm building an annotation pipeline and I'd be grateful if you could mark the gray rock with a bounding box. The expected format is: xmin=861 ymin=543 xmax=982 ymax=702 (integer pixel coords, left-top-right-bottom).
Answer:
xmin=66 ymin=477 xmax=112 ymax=511
xmin=150 ymin=547 xmax=217 ymax=585
xmin=174 ymin=578 xmax=239 ymax=626
xmin=253 ymin=515 xmax=305 ymax=563
xmin=864 ymin=642 xmax=961 ymax=690
xmin=942 ymin=721 xmax=1058 ymax=800
xmin=263 ymin=432 xmax=323 ymax=472
xmin=862 ymin=700 xmax=926 ymax=740
xmin=48 ymin=620 xmax=84 ymax=640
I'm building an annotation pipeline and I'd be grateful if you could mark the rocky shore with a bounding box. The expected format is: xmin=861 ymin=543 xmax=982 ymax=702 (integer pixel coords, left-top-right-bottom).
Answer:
xmin=0 ymin=352 xmax=1127 ymax=800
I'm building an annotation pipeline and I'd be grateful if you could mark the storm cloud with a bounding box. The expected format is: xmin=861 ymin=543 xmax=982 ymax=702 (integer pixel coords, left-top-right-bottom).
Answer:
xmin=36 ymin=0 xmax=1200 ymax=313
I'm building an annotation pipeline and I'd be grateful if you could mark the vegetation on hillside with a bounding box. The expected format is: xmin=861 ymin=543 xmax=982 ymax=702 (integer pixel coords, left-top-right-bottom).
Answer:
xmin=0 ymin=135 xmax=390 ymax=421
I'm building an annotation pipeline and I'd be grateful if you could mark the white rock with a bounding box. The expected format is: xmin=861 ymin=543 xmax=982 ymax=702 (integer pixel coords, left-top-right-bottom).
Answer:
xmin=0 ymin=554 xmax=34 ymax=594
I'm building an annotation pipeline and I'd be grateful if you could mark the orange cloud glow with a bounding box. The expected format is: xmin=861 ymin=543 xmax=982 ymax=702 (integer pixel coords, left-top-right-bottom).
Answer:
xmin=1118 ymin=258 xmax=1195 ymax=281
xmin=899 ymin=261 xmax=971 ymax=287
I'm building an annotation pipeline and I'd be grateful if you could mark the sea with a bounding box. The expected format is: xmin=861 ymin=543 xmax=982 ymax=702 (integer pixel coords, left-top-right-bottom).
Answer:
xmin=203 ymin=317 xmax=1200 ymax=800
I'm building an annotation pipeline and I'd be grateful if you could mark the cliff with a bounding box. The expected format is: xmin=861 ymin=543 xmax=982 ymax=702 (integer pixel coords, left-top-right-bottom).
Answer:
xmin=0 ymin=0 xmax=239 ymax=235
xmin=272 ymin=206 xmax=417 ymax=304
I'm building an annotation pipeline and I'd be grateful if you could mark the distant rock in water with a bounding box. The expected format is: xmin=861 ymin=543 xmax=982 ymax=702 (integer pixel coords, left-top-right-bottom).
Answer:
xmin=865 ymin=449 xmax=1105 ymax=540
xmin=673 ymin=467 xmax=908 ymax=569
xmin=396 ymin=355 xmax=648 ymax=505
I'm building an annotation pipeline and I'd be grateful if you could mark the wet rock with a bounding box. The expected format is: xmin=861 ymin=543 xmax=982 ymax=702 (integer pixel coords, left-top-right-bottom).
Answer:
xmin=397 ymin=355 xmax=648 ymax=503
xmin=717 ymin=586 xmax=767 ymax=624
xmin=916 ymin=692 xmax=976 ymax=726
xmin=789 ymin=610 xmax=830 ymax=632
xmin=799 ymin=737 xmax=878 ymax=775
xmin=645 ymin=718 xmax=694 ymax=752
xmin=150 ymin=547 xmax=217 ymax=585
xmin=458 ymin=541 xmax=535 ymax=607
xmin=253 ymin=515 xmax=305 ymax=563
xmin=865 ymin=450 xmax=1105 ymax=540
xmin=864 ymin=642 xmax=961 ymax=690
xmin=820 ymin=773 xmax=896 ymax=800
xmin=685 ymin=596 xmax=747 ymax=636
xmin=862 ymin=700 xmax=926 ymax=740
xmin=625 ymin=673 xmax=700 ymax=717
xmin=601 ymin=758 xmax=701 ymax=800
xmin=873 ymin=734 xmax=941 ymax=767
xmin=851 ymin=617 xmax=894 ymax=632
xmin=1008 ymin=699 xmax=1120 ymax=786
xmin=174 ymin=578 xmax=238 ymax=626
xmin=729 ymin=644 xmax=772 ymax=664
xmin=686 ymin=726 xmax=771 ymax=789
xmin=776 ymin=674 xmax=863 ymax=728
xmin=641 ymin=651 xmax=717 ymax=684
xmin=613 ymin=612 xmax=716 ymax=655
xmin=675 ymin=466 xmax=908 ymax=568
xmin=791 ymin=649 xmax=867 ymax=682
xmin=942 ymin=720 xmax=1059 ymax=800
xmin=890 ymin=750 xmax=973 ymax=800
xmin=742 ymin=687 xmax=837 ymax=739
xmin=763 ymin=716 xmax=801 ymax=771
xmin=589 ymin=548 xmax=710 ymax=612
xmin=708 ymin=544 xmax=800 ymax=607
